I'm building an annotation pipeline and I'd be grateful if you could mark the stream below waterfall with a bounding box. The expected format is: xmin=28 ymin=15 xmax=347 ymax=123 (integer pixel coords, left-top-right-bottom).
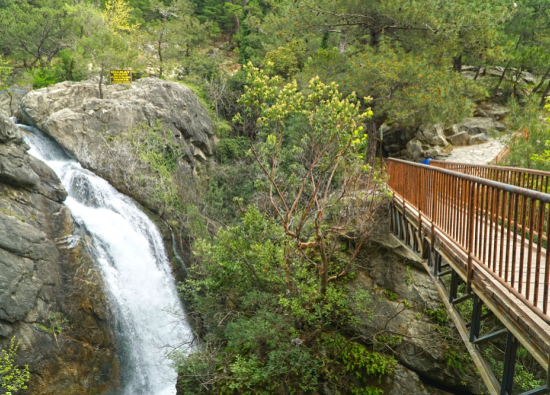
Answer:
xmin=19 ymin=124 xmax=192 ymax=395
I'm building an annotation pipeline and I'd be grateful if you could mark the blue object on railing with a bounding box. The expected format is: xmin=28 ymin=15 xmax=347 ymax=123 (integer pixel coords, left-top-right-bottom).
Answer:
xmin=422 ymin=158 xmax=432 ymax=165
xmin=0 ymin=89 xmax=28 ymax=95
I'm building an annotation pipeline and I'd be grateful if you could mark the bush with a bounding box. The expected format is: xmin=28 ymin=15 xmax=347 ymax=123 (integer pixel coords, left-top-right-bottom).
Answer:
xmin=176 ymin=208 xmax=394 ymax=394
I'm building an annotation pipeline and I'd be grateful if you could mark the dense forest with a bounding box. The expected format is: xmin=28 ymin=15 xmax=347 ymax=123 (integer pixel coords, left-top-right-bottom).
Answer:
xmin=2 ymin=0 xmax=550 ymax=394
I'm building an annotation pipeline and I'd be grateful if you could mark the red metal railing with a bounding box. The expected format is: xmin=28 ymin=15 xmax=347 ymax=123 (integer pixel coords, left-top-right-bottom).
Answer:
xmin=431 ymin=160 xmax=550 ymax=194
xmin=387 ymin=158 xmax=550 ymax=322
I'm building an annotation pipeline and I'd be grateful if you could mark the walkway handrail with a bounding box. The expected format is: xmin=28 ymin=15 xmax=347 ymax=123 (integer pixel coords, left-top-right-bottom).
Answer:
xmin=431 ymin=160 xmax=550 ymax=194
xmin=387 ymin=158 xmax=550 ymax=323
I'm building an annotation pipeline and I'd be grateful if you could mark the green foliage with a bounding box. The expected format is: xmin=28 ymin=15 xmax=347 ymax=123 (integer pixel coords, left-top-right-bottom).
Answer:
xmin=300 ymin=45 xmax=486 ymax=127
xmin=383 ymin=289 xmax=399 ymax=301
xmin=262 ymin=39 xmax=306 ymax=78
xmin=504 ymin=97 xmax=550 ymax=170
xmin=0 ymin=57 xmax=12 ymax=89
xmin=214 ymin=136 xmax=249 ymax=163
xmin=484 ymin=345 xmax=545 ymax=393
xmin=0 ymin=337 xmax=30 ymax=394
xmin=235 ymin=64 xmax=382 ymax=295
xmin=27 ymin=66 xmax=66 ymax=89
xmin=101 ymin=120 xmax=185 ymax=218
xmin=177 ymin=207 xmax=392 ymax=393
xmin=425 ymin=307 xmax=449 ymax=327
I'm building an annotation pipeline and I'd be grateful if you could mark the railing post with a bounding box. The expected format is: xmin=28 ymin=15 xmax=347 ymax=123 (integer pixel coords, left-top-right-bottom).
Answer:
xmin=417 ymin=167 xmax=423 ymax=253
xmin=431 ymin=171 xmax=437 ymax=267
xmin=467 ymin=181 xmax=476 ymax=293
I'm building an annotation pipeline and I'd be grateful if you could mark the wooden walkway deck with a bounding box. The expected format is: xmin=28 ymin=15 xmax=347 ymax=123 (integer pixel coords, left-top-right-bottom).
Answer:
xmin=387 ymin=158 xmax=550 ymax=395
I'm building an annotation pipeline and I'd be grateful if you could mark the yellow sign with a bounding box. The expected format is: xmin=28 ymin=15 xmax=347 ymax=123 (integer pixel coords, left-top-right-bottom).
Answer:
xmin=110 ymin=70 xmax=132 ymax=84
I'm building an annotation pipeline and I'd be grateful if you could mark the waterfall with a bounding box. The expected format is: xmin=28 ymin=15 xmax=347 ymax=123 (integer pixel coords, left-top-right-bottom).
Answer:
xmin=20 ymin=124 xmax=192 ymax=395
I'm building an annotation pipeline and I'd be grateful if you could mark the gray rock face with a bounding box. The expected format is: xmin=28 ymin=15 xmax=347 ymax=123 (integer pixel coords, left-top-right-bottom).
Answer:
xmin=475 ymin=103 xmax=510 ymax=120
xmin=458 ymin=117 xmax=506 ymax=135
xmin=384 ymin=124 xmax=447 ymax=161
xmin=349 ymin=208 xmax=485 ymax=393
xmin=0 ymin=88 xmax=27 ymax=118
xmin=0 ymin=114 xmax=119 ymax=394
xmin=21 ymin=78 xmax=214 ymax=174
xmin=447 ymin=131 xmax=470 ymax=146
xmin=417 ymin=124 xmax=448 ymax=147
xmin=382 ymin=365 xmax=452 ymax=395
xmin=469 ymin=133 xmax=490 ymax=145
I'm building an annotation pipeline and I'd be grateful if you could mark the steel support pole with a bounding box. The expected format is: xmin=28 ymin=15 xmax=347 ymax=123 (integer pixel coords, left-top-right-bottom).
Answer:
xmin=449 ymin=270 xmax=459 ymax=303
xmin=470 ymin=293 xmax=483 ymax=342
xmin=501 ymin=331 xmax=519 ymax=395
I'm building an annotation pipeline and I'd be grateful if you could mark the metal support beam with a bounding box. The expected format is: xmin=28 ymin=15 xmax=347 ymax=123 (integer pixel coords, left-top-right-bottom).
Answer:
xmin=449 ymin=270 xmax=459 ymax=303
xmin=501 ymin=331 xmax=518 ymax=395
xmin=433 ymin=251 xmax=442 ymax=276
xmin=470 ymin=294 xmax=483 ymax=342
xmin=517 ymin=386 xmax=550 ymax=395
xmin=452 ymin=293 xmax=474 ymax=305
xmin=473 ymin=328 xmax=508 ymax=345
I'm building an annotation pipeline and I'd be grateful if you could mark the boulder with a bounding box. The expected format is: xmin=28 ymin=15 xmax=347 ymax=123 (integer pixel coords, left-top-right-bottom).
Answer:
xmin=21 ymin=78 xmax=214 ymax=175
xmin=416 ymin=124 xmax=448 ymax=147
xmin=381 ymin=365 xmax=452 ymax=395
xmin=0 ymin=88 xmax=27 ymax=118
xmin=475 ymin=103 xmax=510 ymax=120
xmin=447 ymin=132 xmax=470 ymax=146
xmin=405 ymin=138 xmax=424 ymax=161
xmin=457 ymin=117 xmax=506 ymax=135
xmin=469 ymin=133 xmax=490 ymax=145
xmin=382 ymin=124 xmax=416 ymax=157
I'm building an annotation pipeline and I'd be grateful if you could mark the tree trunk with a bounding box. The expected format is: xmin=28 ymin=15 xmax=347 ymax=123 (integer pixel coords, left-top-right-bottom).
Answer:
xmin=158 ymin=37 xmax=163 ymax=79
xmin=453 ymin=55 xmax=462 ymax=72
xmin=67 ymin=59 xmax=74 ymax=81
xmin=98 ymin=67 xmax=104 ymax=99
xmin=338 ymin=30 xmax=347 ymax=53
xmin=540 ymin=81 xmax=550 ymax=108
xmin=512 ymin=66 xmax=523 ymax=92
xmin=493 ymin=61 xmax=510 ymax=96
xmin=532 ymin=64 xmax=550 ymax=93
xmin=369 ymin=28 xmax=381 ymax=47
xmin=318 ymin=238 xmax=329 ymax=295
xmin=473 ymin=65 xmax=482 ymax=81
xmin=366 ymin=115 xmax=385 ymax=167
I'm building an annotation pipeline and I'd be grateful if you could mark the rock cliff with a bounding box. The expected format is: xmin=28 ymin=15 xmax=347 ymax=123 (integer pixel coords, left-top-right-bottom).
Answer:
xmin=0 ymin=114 xmax=119 ymax=394
xmin=349 ymin=207 xmax=485 ymax=394
xmin=21 ymin=78 xmax=215 ymax=175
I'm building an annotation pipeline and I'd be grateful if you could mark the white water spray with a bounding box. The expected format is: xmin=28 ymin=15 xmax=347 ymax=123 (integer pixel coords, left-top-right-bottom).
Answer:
xmin=21 ymin=125 xmax=192 ymax=395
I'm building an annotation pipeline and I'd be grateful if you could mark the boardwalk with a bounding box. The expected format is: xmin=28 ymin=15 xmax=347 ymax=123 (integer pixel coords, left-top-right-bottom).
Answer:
xmin=387 ymin=158 xmax=550 ymax=395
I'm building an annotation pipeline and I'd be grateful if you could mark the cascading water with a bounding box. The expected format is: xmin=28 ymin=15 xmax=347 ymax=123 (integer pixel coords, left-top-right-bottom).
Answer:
xmin=20 ymin=124 xmax=192 ymax=395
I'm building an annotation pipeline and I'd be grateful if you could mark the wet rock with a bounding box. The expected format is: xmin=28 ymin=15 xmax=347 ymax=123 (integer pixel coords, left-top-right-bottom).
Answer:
xmin=0 ymin=112 xmax=119 ymax=394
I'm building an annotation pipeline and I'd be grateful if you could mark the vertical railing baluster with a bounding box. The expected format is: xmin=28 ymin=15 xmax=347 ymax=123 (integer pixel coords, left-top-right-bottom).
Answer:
xmin=527 ymin=199 xmax=536 ymax=301
xmin=535 ymin=201 xmax=545 ymax=307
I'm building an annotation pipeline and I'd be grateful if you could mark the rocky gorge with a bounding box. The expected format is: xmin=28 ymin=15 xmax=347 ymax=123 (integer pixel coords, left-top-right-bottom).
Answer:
xmin=1 ymin=78 xmax=488 ymax=394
